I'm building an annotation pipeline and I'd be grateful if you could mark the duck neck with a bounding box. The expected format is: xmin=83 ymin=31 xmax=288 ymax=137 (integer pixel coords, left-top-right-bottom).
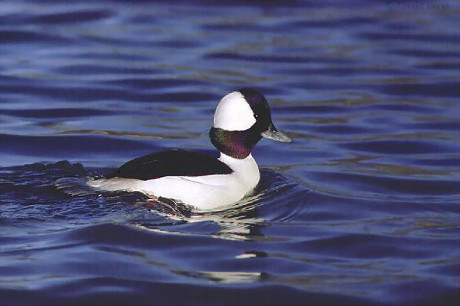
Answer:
xmin=209 ymin=127 xmax=261 ymax=159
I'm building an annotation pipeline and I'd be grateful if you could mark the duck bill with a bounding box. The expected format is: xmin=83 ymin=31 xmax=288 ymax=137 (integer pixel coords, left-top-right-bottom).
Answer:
xmin=261 ymin=123 xmax=292 ymax=143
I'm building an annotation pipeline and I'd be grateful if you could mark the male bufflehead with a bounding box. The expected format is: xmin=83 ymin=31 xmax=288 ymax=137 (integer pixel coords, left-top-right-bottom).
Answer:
xmin=88 ymin=88 xmax=291 ymax=210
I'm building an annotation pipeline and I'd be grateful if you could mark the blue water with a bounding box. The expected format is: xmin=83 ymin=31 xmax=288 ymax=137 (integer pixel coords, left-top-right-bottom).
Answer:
xmin=1 ymin=0 xmax=459 ymax=305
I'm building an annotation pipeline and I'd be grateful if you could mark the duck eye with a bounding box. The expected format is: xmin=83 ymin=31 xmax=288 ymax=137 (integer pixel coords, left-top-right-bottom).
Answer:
xmin=254 ymin=113 xmax=259 ymax=119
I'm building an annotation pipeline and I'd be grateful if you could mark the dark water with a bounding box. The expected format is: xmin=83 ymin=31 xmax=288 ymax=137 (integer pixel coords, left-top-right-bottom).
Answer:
xmin=1 ymin=0 xmax=459 ymax=305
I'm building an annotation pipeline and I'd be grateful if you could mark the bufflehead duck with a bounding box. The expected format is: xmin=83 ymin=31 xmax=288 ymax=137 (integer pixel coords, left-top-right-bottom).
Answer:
xmin=88 ymin=88 xmax=291 ymax=210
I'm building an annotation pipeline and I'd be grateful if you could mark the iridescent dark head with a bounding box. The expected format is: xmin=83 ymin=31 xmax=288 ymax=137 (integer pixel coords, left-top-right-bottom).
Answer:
xmin=210 ymin=88 xmax=291 ymax=159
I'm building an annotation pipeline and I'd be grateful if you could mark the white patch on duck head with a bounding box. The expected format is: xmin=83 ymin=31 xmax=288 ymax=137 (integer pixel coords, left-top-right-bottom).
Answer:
xmin=213 ymin=91 xmax=256 ymax=131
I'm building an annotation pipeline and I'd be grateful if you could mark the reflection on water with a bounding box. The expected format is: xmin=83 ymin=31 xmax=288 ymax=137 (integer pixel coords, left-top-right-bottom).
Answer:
xmin=182 ymin=271 xmax=262 ymax=284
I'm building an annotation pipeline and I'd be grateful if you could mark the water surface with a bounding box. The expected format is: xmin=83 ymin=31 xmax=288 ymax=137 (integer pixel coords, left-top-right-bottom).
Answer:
xmin=1 ymin=0 xmax=459 ymax=305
